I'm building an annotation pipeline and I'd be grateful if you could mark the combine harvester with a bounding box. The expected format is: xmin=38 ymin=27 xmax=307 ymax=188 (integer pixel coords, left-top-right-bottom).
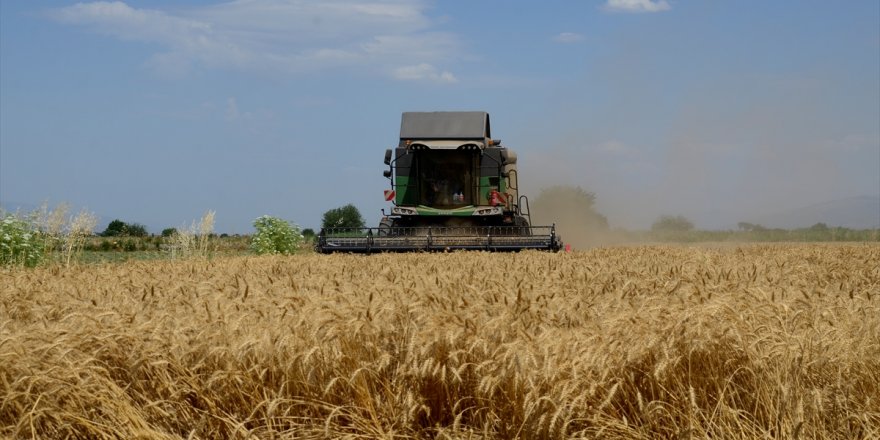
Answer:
xmin=317 ymin=111 xmax=562 ymax=253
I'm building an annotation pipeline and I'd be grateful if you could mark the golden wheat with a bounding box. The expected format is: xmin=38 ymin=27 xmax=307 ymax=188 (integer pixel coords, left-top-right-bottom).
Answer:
xmin=1 ymin=244 xmax=878 ymax=439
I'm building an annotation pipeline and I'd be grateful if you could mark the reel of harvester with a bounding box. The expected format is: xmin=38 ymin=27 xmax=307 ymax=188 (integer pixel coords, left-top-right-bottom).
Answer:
xmin=317 ymin=224 xmax=562 ymax=253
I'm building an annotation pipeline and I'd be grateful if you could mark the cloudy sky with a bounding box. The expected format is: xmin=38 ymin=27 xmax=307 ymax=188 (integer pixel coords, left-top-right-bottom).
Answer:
xmin=1 ymin=0 xmax=878 ymax=232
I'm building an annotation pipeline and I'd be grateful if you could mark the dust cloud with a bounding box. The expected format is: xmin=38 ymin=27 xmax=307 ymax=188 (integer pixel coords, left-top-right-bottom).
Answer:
xmin=530 ymin=207 xmax=621 ymax=250
xmin=527 ymin=186 xmax=625 ymax=250
xmin=512 ymin=50 xmax=879 ymax=233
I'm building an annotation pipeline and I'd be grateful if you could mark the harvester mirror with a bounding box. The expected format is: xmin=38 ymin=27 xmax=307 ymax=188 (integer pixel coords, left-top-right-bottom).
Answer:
xmin=500 ymin=150 xmax=517 ymax=165
xmin=383 ymin=170 xmax=392 ymax=179
xmin=384 ymin=149 xmax=393 ymax=165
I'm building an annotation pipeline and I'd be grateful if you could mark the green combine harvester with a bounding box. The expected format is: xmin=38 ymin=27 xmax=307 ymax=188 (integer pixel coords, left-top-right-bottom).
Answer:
xmin=317 ymin=111 xmax=562 ymax=253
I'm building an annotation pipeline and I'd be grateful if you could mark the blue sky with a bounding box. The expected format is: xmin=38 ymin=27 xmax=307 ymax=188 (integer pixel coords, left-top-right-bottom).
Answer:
xmin=1 ymin=0 xmax=878 ymax=232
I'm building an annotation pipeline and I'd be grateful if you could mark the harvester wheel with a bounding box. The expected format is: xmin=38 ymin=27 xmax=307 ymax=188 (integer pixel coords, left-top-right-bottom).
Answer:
xmin=378 ymin=218 xmax=394 ymax=236
xmin=515 ymin=216 xmax=531 ymax=236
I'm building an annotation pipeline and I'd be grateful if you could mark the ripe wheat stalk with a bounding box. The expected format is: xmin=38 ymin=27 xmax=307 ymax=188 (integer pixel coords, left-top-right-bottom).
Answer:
xmin=1 ymin=244 xmax=878 ymax=439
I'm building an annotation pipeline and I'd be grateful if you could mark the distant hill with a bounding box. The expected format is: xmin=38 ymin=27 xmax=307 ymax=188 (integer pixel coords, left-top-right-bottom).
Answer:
xmin=750 ymin=195 xmax=880 ymax=229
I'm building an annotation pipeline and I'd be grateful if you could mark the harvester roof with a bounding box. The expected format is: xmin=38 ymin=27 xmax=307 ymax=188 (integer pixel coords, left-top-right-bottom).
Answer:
xmin=400 ymin=111 xmax=491 ymax=140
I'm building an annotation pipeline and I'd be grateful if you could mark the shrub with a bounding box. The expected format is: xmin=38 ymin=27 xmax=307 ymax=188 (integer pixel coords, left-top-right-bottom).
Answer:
xmin=161 ymin=228 xmax=178 ymax=237
xmin=123 ymin=239 xmax=137 ymax=252
xmin=251 ymin=216 xmax=303 ymax=255
xmin=0 ymin=213 xmax=46 ymax=267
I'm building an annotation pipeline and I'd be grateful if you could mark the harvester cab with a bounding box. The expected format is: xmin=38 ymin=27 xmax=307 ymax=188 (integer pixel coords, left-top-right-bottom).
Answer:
xmin=317 ymin=111 xmax=562 ymax=253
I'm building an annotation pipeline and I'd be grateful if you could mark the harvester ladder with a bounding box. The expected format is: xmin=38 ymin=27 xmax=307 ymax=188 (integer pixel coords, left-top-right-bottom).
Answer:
xmin=518 ymin=195 xmax=533 ymax=225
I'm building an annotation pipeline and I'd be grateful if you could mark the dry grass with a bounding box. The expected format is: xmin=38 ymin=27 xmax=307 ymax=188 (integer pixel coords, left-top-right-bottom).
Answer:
xmin=169 ymin=211 xmax=216 ymax=260
xmin=1 ymin=244 xmax=879 ymax=439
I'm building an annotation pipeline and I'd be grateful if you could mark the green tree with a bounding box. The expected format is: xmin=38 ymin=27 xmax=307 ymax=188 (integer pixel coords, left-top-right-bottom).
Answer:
xmin=652 ymin=215 xmax=695 ymax=232
xmin=301 ymin=228 xmax=316 ymax=240
xmin=102 ymin=219 xmax=148 ymax=237
xmin=161 ymin=228 xmax=178 ymax=237
xmin=251 ymin=216 xmax=304 ymax=255
xmin=321 ymin=204 xmax=365 ymax=230
xmin=102 ymin=219 xmax=128 ymax=237
xmin=127 ymin=223 xmax=148 ymax=237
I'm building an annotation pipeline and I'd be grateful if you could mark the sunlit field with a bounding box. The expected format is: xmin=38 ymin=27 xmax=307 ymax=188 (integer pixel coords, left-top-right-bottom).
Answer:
xmin=2 ymin=244 xmax=879 ymax=439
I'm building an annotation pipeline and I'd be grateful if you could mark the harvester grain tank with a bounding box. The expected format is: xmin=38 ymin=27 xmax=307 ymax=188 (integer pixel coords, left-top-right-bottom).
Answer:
xmin=317 ymin=111 xmax=562 ymax=252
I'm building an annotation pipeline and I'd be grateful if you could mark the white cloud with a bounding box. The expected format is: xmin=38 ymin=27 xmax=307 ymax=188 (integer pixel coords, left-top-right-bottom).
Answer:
xmin=49 ymin=2 xmax=211 ymax=43
xmin=392 ymin=63 xmax=457 ymax=83
xmin=48 ymin=1 xmax=460 ymax=82
xmin=553 ymin=32 xmax=585 ymax=43
xmin=603 ymin=0 xmax=671 ymax=13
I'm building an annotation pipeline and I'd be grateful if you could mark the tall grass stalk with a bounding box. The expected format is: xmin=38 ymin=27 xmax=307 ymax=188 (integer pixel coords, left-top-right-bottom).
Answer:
xmin=197 ymin=210 xmax=215 ymax=257
xmin=61 ymin=209 xmax=98 ymax=267
xmin=1 ymin=202 xmax=98 ymax=267
xmin=40 ymin=202 xmax=69 ymax=239
xmin=170 ymin=210 xmax=215 ymax=259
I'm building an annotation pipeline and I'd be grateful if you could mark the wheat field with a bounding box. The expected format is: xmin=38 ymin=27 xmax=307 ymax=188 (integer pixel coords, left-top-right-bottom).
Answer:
xmin=2 ymin=244 xmax=879 ymax=439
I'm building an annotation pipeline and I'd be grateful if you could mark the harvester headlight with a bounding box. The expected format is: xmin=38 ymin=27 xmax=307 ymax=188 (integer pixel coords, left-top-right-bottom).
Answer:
xmin=473 ymin=207 xmax=502 ymax=216
xmin=391 ymin=207 xmax=418 ymax=216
